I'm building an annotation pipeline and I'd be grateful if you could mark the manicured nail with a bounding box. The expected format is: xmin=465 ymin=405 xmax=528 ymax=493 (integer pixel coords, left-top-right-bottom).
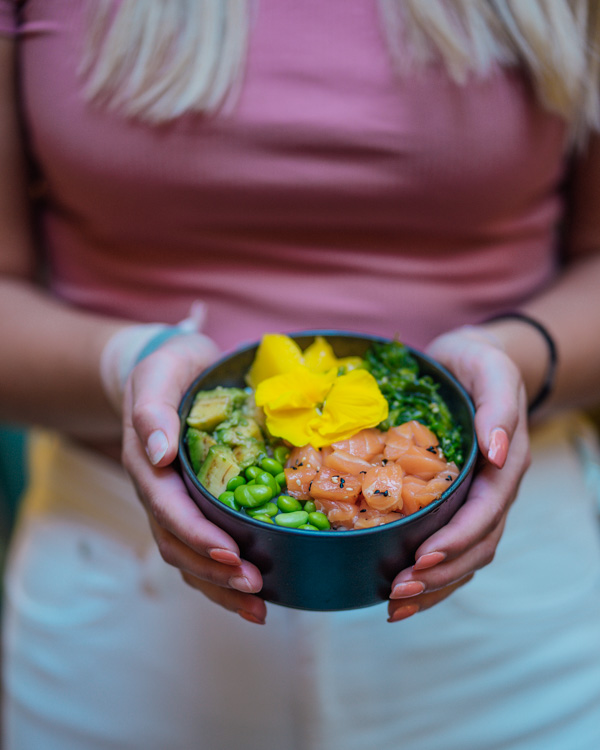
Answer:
xmin=390 ymin=581 xmax=425 ymax=599
xmin=388 ymin=604 xmax=420 ymax=623
xmin=146 ymin=429 xmax=168 ymax=465
xmin=229 ymin=575 xmax=255 ymax=593
xmin=209 ymin=548 xmax=241 ymax=566
xmin=236 ymin=609 xmax=265 ymax=625
xmin=488 ymin=427 xmax=509 ymax=468
xmin=414 ymin=551 xmax=446 ymax=571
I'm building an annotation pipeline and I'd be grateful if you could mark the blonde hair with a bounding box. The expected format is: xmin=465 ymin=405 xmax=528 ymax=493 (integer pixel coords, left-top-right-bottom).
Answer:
xmin=81 ymin=0 xmax=600 ymax=141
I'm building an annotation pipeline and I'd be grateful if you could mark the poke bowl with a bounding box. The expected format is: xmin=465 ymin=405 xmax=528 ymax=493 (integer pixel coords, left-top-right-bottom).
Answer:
xmin=177 ymin=330 xmax=478 ymax=611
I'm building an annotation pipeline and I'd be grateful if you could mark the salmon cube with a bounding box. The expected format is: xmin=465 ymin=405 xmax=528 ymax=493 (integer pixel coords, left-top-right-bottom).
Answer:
xmin=309 ymin=466 xmax=362 ymax=503
xmin=362 ymin=463 xmax=404 ymax=512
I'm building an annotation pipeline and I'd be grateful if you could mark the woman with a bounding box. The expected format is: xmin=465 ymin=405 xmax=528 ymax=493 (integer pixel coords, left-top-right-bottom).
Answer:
xmin=1 ymin=1 xmax=600 ymax=748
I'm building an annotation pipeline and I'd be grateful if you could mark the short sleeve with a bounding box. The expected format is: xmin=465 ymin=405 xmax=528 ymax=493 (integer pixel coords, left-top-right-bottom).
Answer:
xmin=0 ymin=0 xmax=18 ymax=37
xmin=564 ymin=133 xmax=600 ymax=258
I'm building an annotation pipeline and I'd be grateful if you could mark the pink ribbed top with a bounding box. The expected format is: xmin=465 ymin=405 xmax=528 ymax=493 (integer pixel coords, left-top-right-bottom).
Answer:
xmin=2 ymin=0 xmax=592 ymax=352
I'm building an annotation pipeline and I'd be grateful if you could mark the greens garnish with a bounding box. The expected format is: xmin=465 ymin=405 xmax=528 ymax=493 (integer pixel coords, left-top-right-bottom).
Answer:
xmin=364 ymin=341 xmax=464 ymax=465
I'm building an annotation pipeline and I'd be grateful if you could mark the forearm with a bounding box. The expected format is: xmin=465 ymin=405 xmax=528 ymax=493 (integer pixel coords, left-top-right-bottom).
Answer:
xmin=0 ymin=277 xmax=130 ymax=439
xmin=482 ymin=252 xmax=600 ymax=412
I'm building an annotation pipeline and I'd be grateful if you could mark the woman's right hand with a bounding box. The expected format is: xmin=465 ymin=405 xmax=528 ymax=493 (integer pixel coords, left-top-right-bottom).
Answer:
xmin=120 ymin=332 xmax=267 ymax=625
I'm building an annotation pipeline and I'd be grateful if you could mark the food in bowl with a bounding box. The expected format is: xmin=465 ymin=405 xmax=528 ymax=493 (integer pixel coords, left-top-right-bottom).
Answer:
xmin=184 ymin=334 xmax=465 ymax=532
xmin=177 ymin=330 xmax=477 ymax=610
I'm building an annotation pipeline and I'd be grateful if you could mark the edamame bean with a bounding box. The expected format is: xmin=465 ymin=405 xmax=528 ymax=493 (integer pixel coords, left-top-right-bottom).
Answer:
xmin=274 ymin=510 xmax=308 ymax=528
xmin=308 ymin=511 xmax=331 ymax=530
xmin=275 ymin=472 xmax=286 ymax=488
xmin=245 ymin=465 xmax=261 ymax=480
xmin=226 ymin=475 xmax=246 ymax=491
xmin=217 ymin=491 xmax=241 ymax=511
xmin=255 ymin=470 xmax=279 ymax=495
xmin=277 ymin=495 xmax=302 ymax=513
xmin=298 ymin=523 xmax=319 ymax=531
xmin=303 ymin=500 xmax=317 ymax=514
xmin=249 ymin=513 xmax=274 ymax=524
xmin=234 ymin=483 xmax=273 ymax=508
xmin=273 ymin=445 xmax=290 ymax=465
xmin=260 ymin=457 xmax=284 ymax=476
xmin=246 ymin=502 xmax=278 ymax=518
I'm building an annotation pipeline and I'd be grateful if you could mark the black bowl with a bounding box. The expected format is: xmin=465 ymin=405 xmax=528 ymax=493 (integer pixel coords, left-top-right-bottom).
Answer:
xmin=178 ymin=330 xmax=477 ymax=611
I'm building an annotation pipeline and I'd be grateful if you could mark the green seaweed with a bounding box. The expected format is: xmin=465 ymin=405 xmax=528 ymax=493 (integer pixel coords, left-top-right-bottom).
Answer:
xmin=364 ymin=341 xmax=464 ymax=465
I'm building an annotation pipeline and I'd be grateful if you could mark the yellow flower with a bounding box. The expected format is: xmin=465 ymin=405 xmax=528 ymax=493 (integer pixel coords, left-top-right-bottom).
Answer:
xmin=254 ymin=365 xmax=389 ymax=448
xmin=246 ymin=333 xmax=363 ymax=389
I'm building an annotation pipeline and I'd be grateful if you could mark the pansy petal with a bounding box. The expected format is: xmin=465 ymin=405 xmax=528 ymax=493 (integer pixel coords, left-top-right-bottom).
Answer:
xmin=255 ymin=366 xmax=335 ymax=409
xmin=303 ymin=337 xmax=339 ymax=373
xmin=316 ymin=370 xmax=388 ymax=442
xmin=261 ymin=406 xmax=319 ymax=446
xmin=246 ymin=334 xmax=305 ymax=389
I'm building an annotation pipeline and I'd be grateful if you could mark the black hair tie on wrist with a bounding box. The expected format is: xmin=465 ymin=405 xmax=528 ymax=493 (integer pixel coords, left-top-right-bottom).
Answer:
xmin=484 ymin=312 xmax=558 ymax=415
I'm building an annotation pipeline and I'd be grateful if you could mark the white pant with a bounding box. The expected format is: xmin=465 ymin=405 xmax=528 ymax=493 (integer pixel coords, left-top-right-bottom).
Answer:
xmin=3 ymin=415 xmax=600 ymax=750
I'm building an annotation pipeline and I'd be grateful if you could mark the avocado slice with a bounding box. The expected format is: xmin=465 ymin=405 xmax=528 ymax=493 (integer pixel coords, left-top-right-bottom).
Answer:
xmin=232 ymin=439 xmax=264 ymax=470
xmin=187 ymin=387 xmax=247 ymax=432
xmin=197 ymin=445 xmax=241 ymax=497
xmin=186 ymin=428 xmax=217 ymax=474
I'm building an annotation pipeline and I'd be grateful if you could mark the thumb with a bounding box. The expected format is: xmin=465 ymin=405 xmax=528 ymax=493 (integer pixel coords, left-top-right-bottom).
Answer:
xmin=127 ymin=334 xmax=220 ymax=467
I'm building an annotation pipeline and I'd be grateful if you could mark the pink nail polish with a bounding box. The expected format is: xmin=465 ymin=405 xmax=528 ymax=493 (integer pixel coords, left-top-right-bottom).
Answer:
xmin=414 ymin=551 xmax=446 ymax=571
xmin=388 ymin=604 xmax=420 ymax=623
xmin=209 ymin=548 xmax=241 ymax=566
xmin=488 ymin=427 xmax=509 ymax=468
xmin=390 ymin=581 xmax=425 ymax=599
xmin=237 ymin=609 xmax=265 ymax=625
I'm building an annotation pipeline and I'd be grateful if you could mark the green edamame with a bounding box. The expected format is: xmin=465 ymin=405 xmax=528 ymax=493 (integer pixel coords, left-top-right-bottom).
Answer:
xmin=246 ymin=502 xmax=278 ymax=518
xmin=298 ymin=523 xmax=319 ymax=531
xmin=308 ymin=511 xmax=331 ymax=530
xmin=234 ymin=483 xmax=273 ymax=508
xmin=303 ymin=500 xmax=317 ymax=514
xmin=277 ymin=495 xmax=303 ymax=513
xmin=274 ymin=510 xmax=309 ymax=528
xmin=275 ymin=472 xmax=286 ymax=488
xmin=249 ymin=513 xmax=274 ymax=524
xmin=273 ymin=445 xmax=290 ymax=465
xmin=217 ymin=491 xmax=241 ymax=511
xmin=226 ymin=475 xmax=246 ymax=491
xmin=260 ymin=457 xmax=284 ymax=476
xmin=255 ymin=470 xmax=279 ymax=495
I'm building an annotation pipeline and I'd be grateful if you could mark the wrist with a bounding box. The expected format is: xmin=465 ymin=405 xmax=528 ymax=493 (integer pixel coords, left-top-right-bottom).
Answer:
xmin=480 ymin=312 xmax=557 ymax=414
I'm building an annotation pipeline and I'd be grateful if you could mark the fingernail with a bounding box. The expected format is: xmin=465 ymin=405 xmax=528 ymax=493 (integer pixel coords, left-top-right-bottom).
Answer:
xmin=229 ymin=575 xmax=255 ymax=593
xmin=414 ymin=551 xmax=446 ymax=571
xmin=390 ymin=581 xmax=425 ymax=599
xmin=388 ymin=604 xmax=420 ymax=623
xmin=488 ymin=427 xmax=509 ymax=468
xmin=209 ymin=548 xmax=241 ymax=566
xmin=236 ymin=609 xmax=265 ymax=625
xmin=146 ymin=430 xmax=168 ymax=465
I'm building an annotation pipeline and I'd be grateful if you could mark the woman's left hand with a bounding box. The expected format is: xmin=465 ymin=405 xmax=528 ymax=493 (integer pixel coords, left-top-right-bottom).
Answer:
xmin=387 ymin=326 xmax=531 ymax=623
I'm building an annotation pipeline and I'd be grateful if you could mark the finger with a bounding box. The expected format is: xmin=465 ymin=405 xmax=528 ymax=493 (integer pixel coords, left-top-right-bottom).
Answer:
xmin=427 ymin=332 xmax=524 ymax=467
xmin=390 ymin=516 xmax=506 ymax=597
xmin=180 ymin=574 xmax=268 ymax=625
xmin=147 ymin=517 xmax=263 ymax=594
xmin=388 ymin=574 xmax=474 ymax=622
xmin=129 ymin=333 xmax=220 ymax=466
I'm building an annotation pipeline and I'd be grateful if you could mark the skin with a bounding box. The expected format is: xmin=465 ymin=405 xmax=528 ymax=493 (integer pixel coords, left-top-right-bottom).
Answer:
xmin=2 ymin=36 xmax=600 ymax=627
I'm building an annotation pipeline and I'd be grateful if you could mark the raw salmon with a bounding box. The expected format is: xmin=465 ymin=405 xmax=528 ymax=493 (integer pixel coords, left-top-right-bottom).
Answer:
xmin=331 ymin=428 xmax=386 ymax=461
xmin=310 ymin=466 xmax=362 ymax=504
xmin=361 ymin=464 xmax=404 ymax=512
xmin=324 ymin=448 xmax=372 ymax=477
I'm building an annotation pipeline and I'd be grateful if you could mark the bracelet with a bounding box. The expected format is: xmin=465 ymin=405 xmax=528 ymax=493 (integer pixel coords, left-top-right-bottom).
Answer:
xmin=134 ymin=326 xmax=190 ymax=366
xmin=484 ymin=312 xmax=558 ymax=414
